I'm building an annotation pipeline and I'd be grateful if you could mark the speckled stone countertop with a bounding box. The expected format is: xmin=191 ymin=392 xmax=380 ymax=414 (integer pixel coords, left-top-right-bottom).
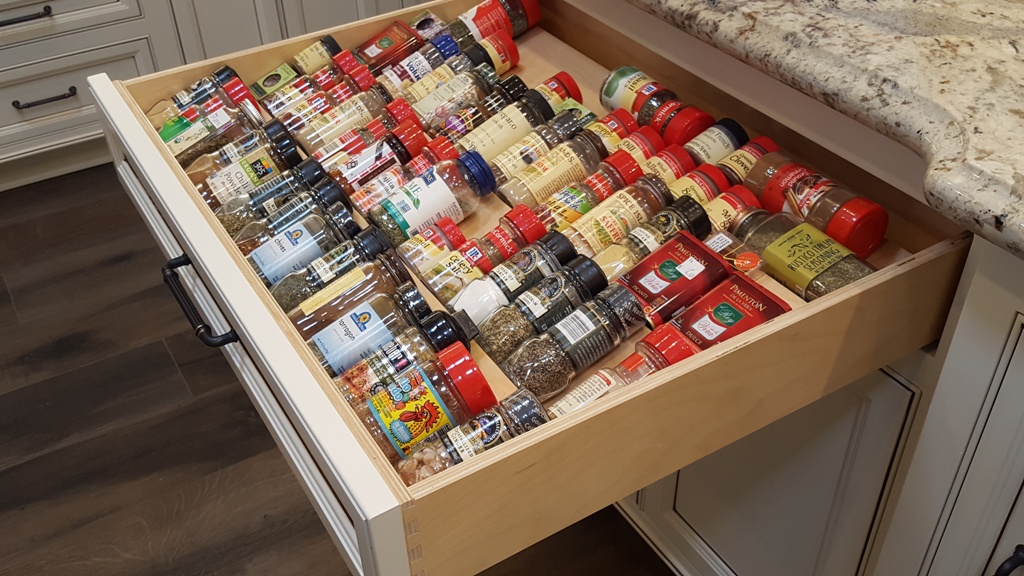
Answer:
xmin=629 ymin=0 xmax=1024 ymax=256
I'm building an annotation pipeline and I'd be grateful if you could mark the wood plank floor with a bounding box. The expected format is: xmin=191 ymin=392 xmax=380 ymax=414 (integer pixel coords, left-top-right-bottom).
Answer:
xmin=0 ymin=164 xmax=675 ymax=576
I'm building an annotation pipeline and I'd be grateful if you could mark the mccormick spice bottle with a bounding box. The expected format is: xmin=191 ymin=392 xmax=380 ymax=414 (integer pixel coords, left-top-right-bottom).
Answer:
xmin=436 ymin=74 xmax=529 ymax=140
xmin=397 ymin=217 xmax=467 ymax=274
xmin=536 ymin=149 xmax=644 ymax=232
xmin=355 ymin=19 xmax=425 ymax=74
xmin=608 ymin=126 xmax=665 ymax=165
xmin=448 ymin=0 xmax=541 ymax=49
xmin=309 ymin=97 xmax=420 ymax=163
xmin=700 ymin=185 xmax=763 ymax=233
xmin=639 ymin=144 xmax=697 ymax=184
xmin=402 ymin=32 xmax=516 ymax=106
xmin=349 ymin=135 xmax=460 ymax=216
xmin=580 ymin=108 xmax=639 ymax=158
xmin=488 ymin=107 xmax=594 ymax=186
xmin=682 ymin=118 xmax=749 ymax=166
xmin=599 ymin=66 xmax=676 ymax=127
xmin=671 ymin=272 xmax=791 ymax=349
xmin=560 ymin=174 xmax=673 ymax=257
xmin=496 ymin=128 xmax=605 ymax=209
xmin=648 ymin=101 xmax=715 ymax=147
xmin=320 ymin=119 xmax=429 ymax=198
xmin=377 ymin=34 xmax=462 ymax=97
xmin=665 ymin=164 xmax=732 ymax=205
xmin=716 ymin=136 xmax=780 ymax=186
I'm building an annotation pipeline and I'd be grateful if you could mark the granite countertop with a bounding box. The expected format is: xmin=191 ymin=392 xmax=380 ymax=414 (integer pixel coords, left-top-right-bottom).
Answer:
xmin=629 ymin=0 xmax=1024 ymax=256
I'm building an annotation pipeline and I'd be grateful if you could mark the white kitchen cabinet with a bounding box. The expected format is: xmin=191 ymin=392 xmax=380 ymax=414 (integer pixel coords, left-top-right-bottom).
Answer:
xmin=87 ymin=1 xmax=970 ymax=574
xmin=170 ymin=0 xmax=285 ymax=63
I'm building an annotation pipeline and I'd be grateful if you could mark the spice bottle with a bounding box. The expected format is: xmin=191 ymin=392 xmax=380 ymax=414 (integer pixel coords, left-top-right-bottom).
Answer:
xmin=580 ymin=108 xmax=639 ymax=158
xmin=496 ymin=129 xmax=604 ymax=209
xmin=233 ymin=181 xmax=358 ymax=256
xmin=349 ymin=135 xmax=460 ymax=216
xmin=640 ymin=144 xmax=697 ymax=184
xmin=716 ymin=136 xmax=780 ymax=186
xmin=700 ymin=184 xmax=763 ymax=232
xmin=395 ymin=387 xmax=547 ymax=486
xmin=294 ymin=76 xmax=395 ymax=154
xmin=547 ymin=322 xmax=698 ymax=418
xmin=535 ymin=149 xmax=644 ymax=232
xmin=146 ymin=66 xmax=249 ymax=128
xmin=355 ymin=20 xmax=425 ymax=74
xmin=590 ymin=195 xmax=712 ymax=281
xmin=488 ymin=107 xmax=592 ymax=186
xmin=320 ymin=119 xmax=429 ymax=198
xmin=503 ymin=283 xmax=645 ymax=401
xmin=615 ymin=230 xmax=732 ymax=327
xmin=671 ymin=271 xmax=791 ymax=350
xmin=560 ymin=173 xmax=673 ymax=257
xmin=355 ymin=341 xmax=497 ymax=463
xmin=682 ymin=118 xmax=749 ymax=166
xmin=368 ymin=150 xmax=497 ymax=247
xmin=608 ymin=126 xmax=665 ymax=165
xmin=215 ymin=157 xmax=329 ymax=235
xmin=269 ymin=227 xmax=391 ymax=311
xmin=599 ymin=66 xmax=676 ymax=127
xmin=477 ymin=255 xmax=607 ymax=365
xmin=665 ymin=164 xmax=731 ymax=204
xmin=338 ymin=309 xmax=478 ymax=395
xmin=308 ymin=97 xmax=418 ymax=164
xmin=455 ymin=73 xmax=581 ymax=162
xmin=741 ymin=213 xmax=876 ymax=300
xmin=307 ymin=49 xmax=362 ymax=92
xmin=377 ymin=34 xmax=462 ymax=97
xmin=397 ymin=217 xmax=468 ymax=274
xmin=648 ymin=101 xmax=716 ymax=147
xmin=448 ymin=221 xmax=569 ymax=325
xmin=402 ymin=31 xmax=516 ymax=107
xmin=435 ymin=74 xmax=528 ymax=139
xmin=411 ymin=63 xmax=504 ymax=130
xmin=290 ymin=35 xmax=345 ymax=75
xmin=161 ymin=95 xmax=259 ymax=168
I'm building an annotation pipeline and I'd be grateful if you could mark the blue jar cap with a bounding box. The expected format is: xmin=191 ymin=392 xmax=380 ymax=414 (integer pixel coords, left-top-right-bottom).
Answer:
xmin=458 ymin=150 xmax=496 ymax=196
xmin=430 ymin=34 xmax=460 ymax=60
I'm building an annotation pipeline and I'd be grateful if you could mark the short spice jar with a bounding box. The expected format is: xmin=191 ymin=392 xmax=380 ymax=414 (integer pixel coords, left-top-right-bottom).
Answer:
xmin=560 ymin=173 xmax=673 ymax=257
xmin=665 ymin=164 xmax=731 ymax=205
xmin=716 ymin=135 xmax=780 ymax=186
xmin=434 ymin=74 xmax=529 ymax=139
xmin=535 ymin=149 xmax=644 ymax=232
xmin=215 ymin=157 xmax=328 ymax=235
xmin=495 ymin=128 xmax=605 ymax=209
xmin=488 ymin=107 xmax=592 ymax=186
xmin=232 ymin=179 xmax=357 ymax=255
xmin=376 ymin=34 xmax=462 ymax=97
xmin=639 ymin=144 xmax=697 ymax=184
xmin=397 ymin=216 xmax=468 ymax=274
xmin=310 ymin=96 xmax=419 ymax=164
xmin=608 ymin=126 xmax=665 ymax=165
xmin=700 ymin=184 xmax=763 ymax=233
xmin=683 ymin=118 xmax=749 ymax=166
xmin=320 ymin=119 xmax=429 ymax=198
xmin=599 ymin=66 xmax=675 ymax=126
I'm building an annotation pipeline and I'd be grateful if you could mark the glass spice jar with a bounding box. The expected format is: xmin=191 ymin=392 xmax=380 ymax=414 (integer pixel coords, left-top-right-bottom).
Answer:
xmin=488 ymin=107 xmax=593 ymax=186
xmin=700 ymin=184 xmax=763 ymax=233
xmin=368 ymin=150 xmax=496 ymax=247
xmin=354 ymin=19 xmax=425 ymax=75
xmin=320 ymin=119 xmax=429 ymax=198
xmin=275 ymin=90 xmax=336 ymax=133
xmin=665 ymin=164 xmax=731 ymax=205
xmin=377 ymin=34 xmax=462 ymax=97
xmin=608 ymin=126 xmax=665 ymax=165
xmin=349 ymin=135 xmax=460 ymax=217
xmin=580 ymin=108 xmax=639 ymax=158
xmin=392 ymin=36 xmax=495 ymax=101
xmin=599 ymin=66 xmax=676 ymax=127
xmin=716 ymin=135 xmax=780 ymax=186
xmin=215 ymin=157 xmax=328 ymax=235
xmin=232 ymin=179 xmax=357 ymax=254
xmin=394 ymin=387 xmax=547 ymax=486
xmin=535 ymin=149 xmax=644 ymax=232
xmin=639 ymin=144 xmax=697 ymax=184
xmin=435 ymin=74 xmax=528 ymax=140
xmin=648 ymin=101 xmax=716 ymax=147
xmin=476 ymin=255 xmax=607 ymax=365
xmin=682 ymin=118 xmax=749 ymax=166
xmin=403 ymin=31 xmax=516 ymax=109
xmin=161 ymin=95 xmax=259 ymax=168
xmin=355 ymin=341 xmax=497 ymax=463
xmin=397 ymin=216 xmax=468 ymax=274
xmin=496 ymin=129 xmax=605 ymax=209
xmin=560 ymin=173 xmax=673 ymax=258
xmin=146 ymin=66 xmax=249 ymax=128
xmin=310 ymin=97 xmax=419 ymax=164
xmin=408 ymin=10 xmax=451 ymax=42
xmin=411 ymin=63 xmax=503 ymax=131
xmin=307 ymin=49 xmax=362 ymax=92
xmin=290 ymin=35 xmax=345 ymax=75
xmin=294 ymin=74 xmax=395 ymax=154
xmin=269 ymin=227 xmax=391 ymax=311
xmin=740 ymin=151 xmax=815 ymax=213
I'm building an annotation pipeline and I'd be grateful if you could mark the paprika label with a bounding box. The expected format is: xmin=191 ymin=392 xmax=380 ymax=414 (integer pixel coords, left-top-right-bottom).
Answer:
xmin=673 ymin=273 xmax=790 ymax=349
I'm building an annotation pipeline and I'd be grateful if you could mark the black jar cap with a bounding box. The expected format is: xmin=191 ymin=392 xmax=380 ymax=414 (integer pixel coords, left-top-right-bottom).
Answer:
xmin=419 ymin=310 xmax=478 ymax=351
xmin=266 ymin=121 xmax=304 ymax=167
xmin=496 ymin=75 xmax=527 ymax=102
xmin=296 ymin=158 xmax=328 ymax=187
xmin=312 ymin=177 xmax=344 ymax=209
xmin=538 ymin=231 xmax=577 ymax=266
xmin=324 ymin=202 xmax=361 ymax=241
xmin=354 ymin=227 xmax=390 ymax=260
xmin=463 ymin=42 xmax=490 ymax=67
xmin=521 ymin=90 xmax=555 ymax=122
xmin=394 ymin=280 xmax=431 ymax=322
xmin=567 ymin=256 xmax=608 ymax=298
xmin=371 ymin=83 xmax=394 ymax=104
xmin=670 ymin=195 xmax=712 ymax=240
xmin=319 ymin=35 xmax=343 ymax=57
xmin=715 ymin=118 xmax=750 ymax=148
xmin=212 ymin=66 xmax=239 ymax=87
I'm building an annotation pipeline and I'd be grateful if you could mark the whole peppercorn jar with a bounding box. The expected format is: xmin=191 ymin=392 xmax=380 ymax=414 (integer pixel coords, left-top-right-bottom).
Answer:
xmin=476 ymin=256 xmax=607 ymax=365
xmin=666 ymin=164 xmax=732 ymax=204
xmin=701 ymin=184 xmax=763 ymax=232
xmin=648 ymin=101 xmax=716 ymax=147
xmin=640 ymin=144 xmax=697 ymax=184
xmin=397 ymin=216 xmax=468 ymax=274
xmin=496 ymin=128 xmax=605 ymax=209
xmin=609 ymin=126 xmax=665 ymax=165
xmin=349 ymin=134 xmax=459 ymax=216
xmin=716 ymin=135 xmax=780 ymax=186
xmin=320 ymin=119 xmax=429 ymax=197
xmin=356 ymin=342 xmax=497 ymax=463
xmin=489 ymin=107 xmax=590 ymax=186
xmin=394 ymin=387 xmax=548 ymax=486
xmin=561 ymin=173 xmax=673 ymax=258
xmin=683 ymin=118 xmax=749 ymax=166
xmin=536 ymin=149 xmax=644 ymax=232
xmin=377 ymin=34 xmax=462 ymax=97
xmin=436 ymin=75 xmax=529 ymax=140
xmin=310 ymin=97 xmax=420 ymax=163
xmin=369 ymin=150 xmax=497 ymax=247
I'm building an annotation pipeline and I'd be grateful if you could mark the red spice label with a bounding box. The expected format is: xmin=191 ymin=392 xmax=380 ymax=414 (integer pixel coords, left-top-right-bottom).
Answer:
xmin=458 ymin=0 xmax=514 ymax=40
xmin=460 ymin=240 xmax=495 ymax=274
xmin=311 ymin=68 xmax=337 ymax=91
xmin=356 ymin=21 xmax=423 ymax=72
xmin=631 ymin=81 xmax=667 ymax=113
xmin=406 ymin=154 xmax=433 ymax=175
xmin=484 ymin=227 xmax=518 ymax=260
xmin=762 ymin=162 xmax=814 ymax=213
xmin=643 ymin=151 xmax=688 ymax=181
xmin=535 ymin=78 xmax=572 ymax=108
xmin=615 ymin=231 xmax=730 ymax=326
xmin=787 ymin=175 xmax=836 ymax=216
xmin=672 ymin=274 xmax=790 ymax=349
xmin=585 ymin=172 xmax=617 ymax=202
xmin=650 ymin=100 xmax=683 ymax=133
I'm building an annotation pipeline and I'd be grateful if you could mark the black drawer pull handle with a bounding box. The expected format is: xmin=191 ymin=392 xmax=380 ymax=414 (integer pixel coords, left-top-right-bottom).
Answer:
xmin=163 ymin=254 xmax=239 ymax=348
xmin=994 ymin=544 xmax=1024 ymax=576
xmin=12 ymin=85 xmax=77 ymax=110
xmin=0 ymin=5 xmax=52 ymax=28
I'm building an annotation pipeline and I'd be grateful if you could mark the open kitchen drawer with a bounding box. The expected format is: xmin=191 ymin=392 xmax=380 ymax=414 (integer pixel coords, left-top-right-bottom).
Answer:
xmin=88 ymin=0 xmax=970 ymax=574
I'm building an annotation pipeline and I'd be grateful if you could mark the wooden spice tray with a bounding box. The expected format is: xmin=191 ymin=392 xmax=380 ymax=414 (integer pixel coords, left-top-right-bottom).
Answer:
xmin=89 ymin=0 xmax=970 ymax=574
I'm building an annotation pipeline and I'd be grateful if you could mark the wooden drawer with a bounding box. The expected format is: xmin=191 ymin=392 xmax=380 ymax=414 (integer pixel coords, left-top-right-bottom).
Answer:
xmin=0 ymin=0 xmax=141 ymax=46
xmin=88 ymin=1 xmax=970 ymax=574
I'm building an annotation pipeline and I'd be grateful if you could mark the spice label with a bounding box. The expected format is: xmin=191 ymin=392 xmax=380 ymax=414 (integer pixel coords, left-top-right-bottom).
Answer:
xmin=785 ymin=175 xmax=836 ymax=216
xmin=572 ymin=191 xmax=647 ymax=254
xmin=717 ymin=148 xmax=760 ymax=182
xmin=545 ymin=186 xmax=592 ymax=232
xmin=341 ymin=339 xmax=416 ymax=401
xmin=208 ymin=153 xmax=276 ymax=203
xmin=650 ymin=100 xmax=683 ymax=132
xmin=517 ymin=275 xmax=576 ymax=332
xmin=380 ymin=169 xmax=465 ymax=238
xmin=401 ymin=230 xmax=450 ymax=272
xmin=551 ymin=306 xmax=615 ymax=371
xmin=629 ymin=226 xmax=663 ymax=253
xmin=763 ymin=163 xmax=815 ymax=212
xmin=294 ymin=43 xmax=333 ymax=74
xmin=251 ymin=64 xmax=299 ymax=99
xmin=490 ymin=132 xmax=550 ymax=178
xmin=586 ymin=172 xmax=618 ymax=202
xmin=704 ymin=232 xmax=735 ymax=253
xmin=600 ymin=67 xmax=651 ymax=113
xmin=249 ymin=223 xmax=325 ymax=285
xmin=491 ymin=249 xmax=544 ymax=298
xmin=205 ymin=108 xmax=232 ymax=130
xmin=517 ymin=146 xmax=588 ymax=203
xmin=400 ymin=52 xmax=434 ymax=82
xmin=674 ymin=274 xmax=790 ymax=349
xmin=313 ymin=124 xmax=373 ymax=162
xmin=379 ymin=67 xmax=408 ymax=94
xmin=309 ymin=256 xmax=335 ymax=284
xmin=442 ymin=107 xmax=484 ymax=138
xmin=643 ymin=155 xmax=686 ymax=181
xmin=298 ymin=266 xmax=367 ymax=315
xmin=425 ymin=250 xmax=485 ymax=302
xmin=535 ymin=80 xmax=571 ymax=109
xmin=369 ymin=366 xmax=456 ymax=457
xmin=344 ymin=140 xmax=401 ymax=187
xmin=457 ymin=106 xmax=532 ymax=162
xmin=704 ymin=194 xmax=745 ymax=231
xmin=352 ymin=167 xmax=410 ymax=213
xmin=546 ymin=370 xmax=617 ymax=418
xmin=685 ymin=127 xmax=735 ymax=165
xmin=690 ymin=303 xmax=743 ymax=341
xmin=583 ymin=121 xmax=624 ymax=155
xmin=763 ymin=222 xmax=851 ymax=294
xmin=165 ymin=121 xmax=211 ymax=156
xmin=612 ymin=135 xmax=656 ymax=164
xmin=413 ymin=74 xmax=481 ymax=125
xmin=312 ymin=304 xmax=392 ymax=374
xmin=443 ymin=411 xmax=510 ymax=462
xmin=306 ymin=98 xmax=375 ymax=140
xmin=478 ymin=34 xmax=515 ymax=75
xmin=218 ymin=142 xmax=243 ymax=164
xmin=638 ymin=270 xmax=671 ymax=294
xmin=551 ymin=308 xmax=597 ymax=345
xmin=667 ymin=174 xmax=716 ymax=204
xmin=457 ymin=0 xmax=513 ymax=41
xmin=403 ymin=65 xmax=457 ymax=102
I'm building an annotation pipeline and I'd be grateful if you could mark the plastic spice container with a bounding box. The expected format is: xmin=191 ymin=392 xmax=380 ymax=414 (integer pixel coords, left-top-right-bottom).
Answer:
xmin=377 ymin=34 xmax=462 ymax=97
xmin=579 ymin=108 xmax=639 ymax=158
xmin=260 ymin=69 xmax=359 ymax=119
xmin=599 ymin=66 xmax=676 ymax=126
xmin=590 ymin=195 xmax=712 ymax=282
xmin=615 ymin=230 xmax=732 ymax=327
xmin=161 ymin=96 xmax=258 ymax=168
xmin=369 ymin=150 xmax=496 ymax=247
xmin=488 ymin=107 xmax=588 ymax=186
xmin=436 ymin=74 xmax=528 ymax=139
xmin=397 ymin=217 xmax=467 ymax=273
xmin=683 ymin=118 xmax=749 ymax=166
xmin=716 ymin=135 xmax=780 ymax=186
xmin=455 ymin=72 xmax=580 ymax=161
xmin=547 ymin=322 xmax=698 ymax=418
xmin=275 ymin=91 xmax=337 ymax=133
xmin=395 ymin=387 xmax=547 ymax=486
xmin=320 ymin=119 xmax=428 ymax=197
xmin=609 ymin=126 xmax=665 ymax=165
xmin=671 ymin=271 xmax=791 ymax=349
xmin=295 ymin=74 xmax=394 ymax=153
xmin=310 ymin=97 xmax=419 ymax=164
xmin=146 ymin=66 xmax=248 ymax=128
xmin=290 ymin=35 xmax=344 ymax=75
xmin=701 ymin=184 xmax=763 ymax=232
xmin=449 ymin=0 xmax=540 ymax=48
xmin=449 ymin=220 xmax=568 ymax=325
xmin=356 ymin=342 xmax=497 ymax=463
xmin=403 ymin=32 xmax=516 ymax=106
xmin=338 ymin=309 xmax=478 ymax=396
xmin=355 ymin=19 xmax=425 ymax=74
xmin=477 ymin=256 xmax=607 ymax=365
xmin=535 ymin=149 xmax=644 ymax=232
xmin=269 ymin=227 xmax=391 ymax=311
xmin=496 ymin=128 xmax=604 ymax=209
xmin=648 ymin=101 xmax=716 ymax=147
xmin=410 ymin=62 xmax=503 ymax=130
xmin=561 ymin=173 xmax=672 ymax=258
xmin=744 ymin=213 xmax=876 ymax=300
xmin=348 ymin=135 xmax=459 ymax=216
xmin=214 ymin=157 xmax=328 ymax=234
xmin=666 ymin=164 xmax=731 ymax=204
xmin=741 ymin=151 xmax=815 ymax=213
xmin=639 ymin=144 xmax=697 ymax=184
xmin=233 ymin=183 xmax=357 ymax=256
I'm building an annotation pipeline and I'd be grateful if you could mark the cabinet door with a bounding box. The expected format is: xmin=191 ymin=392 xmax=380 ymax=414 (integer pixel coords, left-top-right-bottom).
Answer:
xmin=622 ymin=370 xmax=912 ymax=576
xmin=172 ymin=0 xmax=284 ymax=63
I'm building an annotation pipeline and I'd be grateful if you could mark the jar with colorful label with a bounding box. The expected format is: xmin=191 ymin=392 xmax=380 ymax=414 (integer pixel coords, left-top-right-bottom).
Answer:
xmin=666 ymin=164 xmax=731 ymax=204
xmin=535 ymin=149 xmax=644 ymax=232
xmin=146 ymin=66 xmax=251 ymax=129
xmin=683 ymin=118 xmax=749 ymax=166
xmin=215 ymin=157 xmax=328 ymax=235
xmin=377 ymin=34 xmax=461 ymax=97
xmin=615 ymin=230 xmax=732 ymax=327
xmin=320 ymin=119 xmax=428 ymax=198
xmin=648 ymin=101 xmax=716 ymax=147
xmin=402 ymin=32 xmax=516 ymax=104
xmin=609 ymin=126 xmax=665 ymax=165
xmin=581 ymin=108 xmax=640 ymax=157
xmin=561 ymin=173 xmax=672 ymax=258
xmin=716 ymin=135 xmax=780 ymax=186
xmin=599 ymin=66 xmax=676 ymax=126
xmin=231 ymin=178 xmax=356 ymax=255
xmin=244 ymin=201 xmax=355 ymax=287
xmin=355 ymin=342 xmax=497 ymax=463
xmin=489 ymin=106 xmax=591 ymax=186
xmin=355 ymin=19 xmax=425 ymax=75
xmin=497 ymin=128 xmax=604 ymax=209
xmin=160 ymin=95 xmax=258 ymax=168
xmin=671 ymin=271 xmax=791 ymax=349
xmin=435 ymin=74 xmax=528 ymax=139
xmin=448 ymin=0 xmax=540 ymax=48
xmin=347 ymin=134 xmax=458 ymax=217
xmin=293 ymin=69 xmax=390 ymax=152
xmin=291 ymin=35 xmax=344 ymax=75
xmin=410 ymin=63 xmax=503 ymax=130
xmin=700 ymin=184 xmax=763 ymax=233
xmin=397 ymin=216 xmax=467 ymax=274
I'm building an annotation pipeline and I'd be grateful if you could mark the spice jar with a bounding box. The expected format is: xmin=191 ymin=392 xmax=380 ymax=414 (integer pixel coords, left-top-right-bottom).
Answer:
xmin=496 ymin=128 xmax=604 ymax=209
xmin=615 ymin=230 xmax=732 ymax=327
xmin=310 ymin=97 xmax=419 ymax=163
xmin=368 ymin=150 xmax=496 ymax=247
xmin=560 ymin=173 xmax=672 ymax=257
xmin=665 ymin=164 xmax=731 ymax=204
xmin=234 ymin=184 xmax=358 ymax=256
xmin=275 ymin=90 xmax=337 ymax=133
xmin=146 ymin=66 xmax=248 ymax=128
xmin=391 ymin=36 xmax=494 ymax=100
xmin=716 ymin=136 xmax=780 ymax=186
xmin=288 ymin=35 xmax=344 ymax=75
xmin=338 ymin=309 xmax=478 ymax=396
xmin=648 ymin=101 xmax=716 ymax=147
xmin=435 ymin=74 xmax=528 ymax=139
xmin=547 ymin=322 xmax=698 ymax=418
xmin=161 ymin=95 xmax=258 ymax=168
xmin=609 ymin=126 xmax=665 ymax=164
xmin=356 ymin=341 xmax=496 ymax=462
xmin=581 ymin=108 xmax=639 ymax=158
xmin=269 ymin=227 xmax=391 ymax=311
xmin=320 ymin=119 xmax=429 ymax=198
xmin=488 ymin=107 xmax=592 ymax=186
xmin=701 ymin=184 xmax=762 ymax=232
xmin=535 ymin=149 xmax=644 ymax=232
xmin=395 ymin=387 xmax=547 ymax=486
xmin=403 ymin=31 xmax=516 ymax=107
xmin=294 ymin=74 xmax=394 ymax=154
xmin=448 ymin=222 xmax=570 ymax=325
xmin=671 ymin=271 xmax=791 ymax=349
xmin=411 ymin=63 xmax=503 ymax=130
xmin=348 ymin=135 xmax=460 ymax=217
xmin=455 ymin=73 xmax=581 ymax=162
xmin=599 ymin=66 xmax=676 ymax=127
xmin=355 ymin=19 xmax=425 ymax=74
xmin=682 ymin=118 xmax=749 ymax=166
xmin=638 ymin=144 xmax=696 ymax=185
xmin=590 ymin=195 xmax=712 ymax=282
xmin=477 ymin=256 xmax=607 ymax=365
xmin=397 ymin=217 xmax=467 ymax=273
xmin=377 ymin=34 xmax=462 ymax=97
xmin=215 ymin=157 xmax=328 ymax=235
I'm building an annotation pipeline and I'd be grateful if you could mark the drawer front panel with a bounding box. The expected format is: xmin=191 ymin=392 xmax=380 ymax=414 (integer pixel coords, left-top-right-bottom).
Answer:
xmin=0 ymin=0 xmax=141 ymax=46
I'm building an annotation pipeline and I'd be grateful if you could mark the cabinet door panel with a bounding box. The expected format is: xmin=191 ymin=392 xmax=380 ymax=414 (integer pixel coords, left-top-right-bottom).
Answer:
xmin=171 ymin=0 xmax=269 ymax=62
xmin=278 ymin=0 xmax=361 ymax=37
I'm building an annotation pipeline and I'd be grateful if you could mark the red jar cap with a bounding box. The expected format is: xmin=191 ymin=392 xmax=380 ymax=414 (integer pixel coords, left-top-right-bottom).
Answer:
xmin=483 ymin=31 xmax=520 ymax=72
xmin=692 ymin=164 xmax=730 ymax=194
xmin=221 ymin=78 xmax=257 ymax=107
xmin=426 ymin=135 xmax=459 ymax=161
xmin=604 ymin=150 xmax=644 ymax=185
xmin=435 ymin=216 xmax=466 ymax=248
xmin=437 ymin=342 xmax=496 ymax=415
xmin=385 ymin=98 xmax=420 ymax=128
xmin=657 ymin=144 xmax=697 ymax=176
xmin=724 ymin=185 xmax=762 ymax=209
xmin=552 ymin=71 xmax=582 ymax=103
xmin=521 ymin=0 xmax=543 ymax=27
xmin=332 ymin=50 xmax=360 ymax=75
xmin=824 ymin=196 xmax=889 ymax=259
xmin=606 ymin=108 xmax=639 ymax=134
xmin=663 ymin=106 xmax=715 ymax=147
xmin=460 ymin=239 xmax=496 ymax=274
xmin=649 ymin=100 xmax=682 ymax=134
xmin=504 ymin=204 xmax=547 ymax=244
xmin=181 ymin=106 xmax=200 ymax=122
xmin=632 ymin=126 xmax=666 ymax=155
xmin=640 ymin=323 xmax=699 ymax=365
xmin=351 ymin=66 xmax=377 ymax=91
xmin=392 ymin=119 xmax=428 ymax=157
xmin=748 ymin=135 xmax=780 ymax=154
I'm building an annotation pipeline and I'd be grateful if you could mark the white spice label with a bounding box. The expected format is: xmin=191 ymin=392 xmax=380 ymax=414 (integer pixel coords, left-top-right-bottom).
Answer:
xmin=490 ymin=265 xmax=522 ymax=292
xmin=219 ymin=142 xmax=243 ymax=163
xmin=685 ymin=126 xmax=735 ymax=165
xmin=691 ymin=313 xmax=728 ymax=341
xmin=403 ymin=66 xmax=457 ymax=102
xmin=261 ymin=198 xmax=278 ymax=215
xmin=379 ymin=169 xmax=465 ymax=238
xmin=311 ymin=304 xmax=391 ymax=374
xmin=411 ymin=74 xmax=474 ymax=119
xmin=638 ymin=270 xmax=671 ymax=294
xmin=206 ymin=108 xmax=232 ymax=130
xmin=208 ymin=154 xmax=277 ymax=203
xmin=629 ymin=227 xmax=662 ymax=253
xmin=165 ymin=121 xmax=211 ymax=156
xmin=551 ymin=309 xmax=597 ymax=345
xmin=518 ymin=291 xmax=549 ymax=318
xmin=401 ymin=52 xmax=434 ymax=81
xmin=457 ymin=106 xmax=533 ymax=162
xmin=310 ymin=256 xmax=335 ymax=284
xmin=547 ymin=370 xmax=617 ymax=418
xmin=704 ymin=232 xmax=733 ymax=253
xmin=517 ymin=145 xmax=587 ymax=204
xmin=490 ymin=132 xmax=550 ymax=179
xmin=675 ymin=257 xmax=706 ymax=280
xmin=249 ymin=222 xmax=325 ymax=285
